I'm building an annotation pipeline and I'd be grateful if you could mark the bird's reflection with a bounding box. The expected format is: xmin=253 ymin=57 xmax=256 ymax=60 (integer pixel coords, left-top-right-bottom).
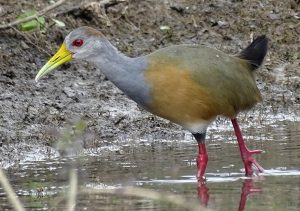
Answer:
xmin=197 ymin=178 xmax=262 ymax=211
xmin=238 ymin=179 xmax=262 ymax=211
xmin=197 ymin=180 xmax=209 ymax=206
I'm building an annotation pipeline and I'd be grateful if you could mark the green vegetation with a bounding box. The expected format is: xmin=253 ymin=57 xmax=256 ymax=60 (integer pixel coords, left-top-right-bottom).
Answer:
xmin=17 ymin=10 xmax=45 ymax=31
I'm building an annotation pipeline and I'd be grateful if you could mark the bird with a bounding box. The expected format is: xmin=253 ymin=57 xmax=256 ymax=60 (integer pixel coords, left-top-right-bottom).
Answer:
xmin=35 ymin=26 xmax=268 ymax=180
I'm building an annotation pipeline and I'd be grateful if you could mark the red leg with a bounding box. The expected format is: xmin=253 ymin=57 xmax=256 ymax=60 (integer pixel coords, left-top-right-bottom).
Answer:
xmin=231 ymin=118 xmax=264 ymax=176
xmin=193 ymin=133 xmax=209 ymax=206
xmin=193 ymin=133 xmax=208 ymax=181
xmin=196 ymin=143 xmax=208 ymax=180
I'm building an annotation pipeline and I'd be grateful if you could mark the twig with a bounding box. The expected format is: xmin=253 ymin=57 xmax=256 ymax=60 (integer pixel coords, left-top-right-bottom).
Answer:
xmin=54 ymin=0 xmax=126 ymax=21
xmin=0 ymin=169 xmax=25 ymax=211
xmin=67 ymin=169 xmax=78 ymax=211
xmin=11 ymin=26 xmax=52 ymax=56
xmin=0 ymin=0 xmax=67 ymax=29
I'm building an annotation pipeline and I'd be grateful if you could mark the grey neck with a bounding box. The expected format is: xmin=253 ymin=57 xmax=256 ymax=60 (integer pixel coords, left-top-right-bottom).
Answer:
xmin=89 ymin=40 xmax=151 ymax=107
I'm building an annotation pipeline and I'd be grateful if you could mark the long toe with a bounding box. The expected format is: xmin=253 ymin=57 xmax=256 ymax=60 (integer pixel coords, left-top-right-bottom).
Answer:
xmin=241 ymin=147 xmax=264 ymax=176
xmin=244 ymin=156 xmax=264 ymax=176
xmin=249 ymin=149 xmax=264 ymax=155
xmin=252 ymin=159 xmax=264 ymax=173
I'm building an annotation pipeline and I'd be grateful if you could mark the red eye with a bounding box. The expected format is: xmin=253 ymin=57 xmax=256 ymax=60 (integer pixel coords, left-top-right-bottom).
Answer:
xmin=72 ymin=39 xmax=83 ymax=47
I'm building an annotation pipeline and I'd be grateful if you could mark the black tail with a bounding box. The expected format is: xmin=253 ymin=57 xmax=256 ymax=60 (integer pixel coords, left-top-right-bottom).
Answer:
xmin=238 ymin=35 xmax=268 ymax=70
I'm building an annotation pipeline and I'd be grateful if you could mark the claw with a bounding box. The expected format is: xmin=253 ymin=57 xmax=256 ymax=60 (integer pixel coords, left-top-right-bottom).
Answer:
xmin=252 ymin=158 xmax=264 ymax=173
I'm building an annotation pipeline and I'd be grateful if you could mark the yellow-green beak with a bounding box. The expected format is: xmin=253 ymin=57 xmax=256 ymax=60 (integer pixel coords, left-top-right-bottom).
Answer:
xmin=35 ymin=43 xmax=72 ymax=81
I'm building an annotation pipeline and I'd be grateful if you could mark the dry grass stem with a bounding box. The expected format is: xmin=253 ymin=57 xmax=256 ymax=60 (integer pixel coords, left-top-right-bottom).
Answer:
xmin=67 ymin=169 xmax=78 ymax=211
xmin=0 ymin=169 xmax=25 ymax=211
xmin=81 ymin=186 xmax=212 ymax=211
xmin=11 ymin=26 xmax=52 ymax=56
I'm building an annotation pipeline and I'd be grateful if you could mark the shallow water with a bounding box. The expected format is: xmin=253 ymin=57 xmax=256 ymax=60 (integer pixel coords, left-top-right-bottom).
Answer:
xmin=0 ymin=120 xmax=299 ymax=211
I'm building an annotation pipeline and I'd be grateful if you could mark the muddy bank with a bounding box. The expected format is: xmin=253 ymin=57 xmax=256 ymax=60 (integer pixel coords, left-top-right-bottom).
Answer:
xmin=0 ymin=0 xmax=299 ymax=167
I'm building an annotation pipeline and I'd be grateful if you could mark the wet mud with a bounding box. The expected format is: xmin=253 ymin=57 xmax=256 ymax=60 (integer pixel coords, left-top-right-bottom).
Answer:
xmin=0 ymin=0 xmax=299 ymax=170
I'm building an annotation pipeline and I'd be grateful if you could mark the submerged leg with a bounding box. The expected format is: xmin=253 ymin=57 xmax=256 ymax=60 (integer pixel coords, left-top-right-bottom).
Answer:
xmin=231 ymin=118 xmax=264 ymax=176
xmin=193 ymin=133 xmax=208 ymax=181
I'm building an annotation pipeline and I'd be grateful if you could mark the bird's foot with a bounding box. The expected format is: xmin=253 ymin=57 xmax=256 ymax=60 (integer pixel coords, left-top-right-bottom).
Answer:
xmin=241 ymin=148 xmax=264 ymax=176
xmin=231 ymin=119 xmax=264 ymax=177
xmin=197 ymin=174 xmax=207 ymax=184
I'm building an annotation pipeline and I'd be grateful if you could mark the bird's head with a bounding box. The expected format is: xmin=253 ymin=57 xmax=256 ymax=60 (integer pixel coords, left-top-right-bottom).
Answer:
xmin=35 ymin=26 xmax=105 ymax=81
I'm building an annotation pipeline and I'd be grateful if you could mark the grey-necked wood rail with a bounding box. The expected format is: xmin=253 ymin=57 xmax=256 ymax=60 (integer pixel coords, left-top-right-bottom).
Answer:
xmin=35 ymin=26 xmax=268 ymax=180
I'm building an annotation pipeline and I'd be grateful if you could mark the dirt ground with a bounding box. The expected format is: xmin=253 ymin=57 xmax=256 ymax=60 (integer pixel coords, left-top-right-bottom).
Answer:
xmin=0 ymin=0 xmax=299 ymax=167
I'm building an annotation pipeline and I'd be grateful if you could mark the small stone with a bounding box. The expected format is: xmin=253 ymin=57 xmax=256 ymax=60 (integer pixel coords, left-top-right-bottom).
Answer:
xmin=160 ymin=25 xmax=171 ymax=31
xmin=63 ymin=87 xmax=76 ymax=98
xmin=269 ymin=13 xmax=280 ymax=20
xmin=20 ymin=41 xmax=29 ymax=49
xmin=217 ymin=21 xmax=228 ymax=27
